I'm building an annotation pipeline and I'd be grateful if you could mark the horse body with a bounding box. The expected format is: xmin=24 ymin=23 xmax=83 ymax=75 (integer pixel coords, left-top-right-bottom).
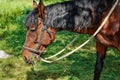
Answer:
xmin=44 ymin=0 xmax=120 ymax=53
xmin=45 ymin=0 xmax=120 ymax=51
xmin=76 ymin=1 xmax=120 ymax=50
xmin=96 ymin=2 xmax=120 ymax=50
xmin=23 ymin=0 xmax=119 ymax=80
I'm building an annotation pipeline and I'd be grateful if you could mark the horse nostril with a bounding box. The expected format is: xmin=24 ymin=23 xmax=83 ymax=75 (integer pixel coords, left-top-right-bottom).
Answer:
xmin=23 ymin=56 xmax=28 ymax=63
xmin=23 ymin=56 xmax=33 ymax=64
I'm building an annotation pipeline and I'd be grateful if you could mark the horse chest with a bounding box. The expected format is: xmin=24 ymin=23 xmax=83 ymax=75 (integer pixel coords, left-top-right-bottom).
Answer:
xmin=96 ymin=8 xmax=120 ymax=48
xmin=97 ymin=31 xmax=120 ymax=49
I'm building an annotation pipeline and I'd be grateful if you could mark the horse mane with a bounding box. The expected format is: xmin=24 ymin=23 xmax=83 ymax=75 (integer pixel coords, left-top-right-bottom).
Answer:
xmin=45 ymin=1 xmax=75 ymax=29
xmin=45 ymin=0 xmax=115 ymax=30
xmin=25 ymin=0 xmax=115 ymax=30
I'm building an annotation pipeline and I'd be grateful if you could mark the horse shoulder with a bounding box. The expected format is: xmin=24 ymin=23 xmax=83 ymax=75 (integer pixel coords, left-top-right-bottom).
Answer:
xmin=96 ymin=6 xmax=120 ymax=48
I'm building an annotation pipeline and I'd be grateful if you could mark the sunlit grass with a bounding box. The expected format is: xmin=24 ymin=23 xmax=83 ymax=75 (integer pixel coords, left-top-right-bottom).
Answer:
xmin=0 ymin=0 xmax=120 ymax=80
xmin=0 ymin=57 xmax=32 ymax=80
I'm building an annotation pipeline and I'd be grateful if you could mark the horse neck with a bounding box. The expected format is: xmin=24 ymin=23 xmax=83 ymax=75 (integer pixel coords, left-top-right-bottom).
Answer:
xmin=45 ymin=0 xmax=115 ymax=32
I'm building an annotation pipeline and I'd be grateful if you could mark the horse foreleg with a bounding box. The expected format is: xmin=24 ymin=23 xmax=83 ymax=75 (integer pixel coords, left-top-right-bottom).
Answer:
xmin=94 ymin=41 xmax=107 ymax=80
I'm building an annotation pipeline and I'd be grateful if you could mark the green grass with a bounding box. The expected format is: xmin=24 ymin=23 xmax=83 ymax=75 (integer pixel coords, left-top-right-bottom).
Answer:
xmin=0 ymin=0 xmax=120 ymax=80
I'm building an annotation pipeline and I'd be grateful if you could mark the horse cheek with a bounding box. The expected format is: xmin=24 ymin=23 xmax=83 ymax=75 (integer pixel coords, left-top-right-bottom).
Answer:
xmin=42 ymin=32 xmax=51 ymax=45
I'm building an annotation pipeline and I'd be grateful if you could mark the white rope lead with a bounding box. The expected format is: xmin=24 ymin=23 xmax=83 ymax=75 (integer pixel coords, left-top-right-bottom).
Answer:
xmin=40 ymin=0 xmax=119 ymax=63
xmin=45 ymin=34 xmax=80 ymax=59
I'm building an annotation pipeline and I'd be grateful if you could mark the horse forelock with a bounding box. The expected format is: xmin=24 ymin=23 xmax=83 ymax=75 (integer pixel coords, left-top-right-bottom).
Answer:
xmin=25 ymin=8 xmax=38 ymax=29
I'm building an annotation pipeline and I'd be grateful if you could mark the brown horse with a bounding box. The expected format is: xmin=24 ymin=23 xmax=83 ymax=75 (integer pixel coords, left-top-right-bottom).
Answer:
xmin=22 ymin=0 xmax=119 ymax=80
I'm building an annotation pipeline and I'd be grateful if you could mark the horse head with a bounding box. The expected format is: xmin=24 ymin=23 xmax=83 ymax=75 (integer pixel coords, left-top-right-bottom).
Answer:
xmin=22 ymin=0 xmax=56 ymax=64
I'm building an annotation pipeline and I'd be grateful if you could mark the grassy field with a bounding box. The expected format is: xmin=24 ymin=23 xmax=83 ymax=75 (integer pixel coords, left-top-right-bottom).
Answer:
xmin=0 ymin=0 xmax=120 ymax=80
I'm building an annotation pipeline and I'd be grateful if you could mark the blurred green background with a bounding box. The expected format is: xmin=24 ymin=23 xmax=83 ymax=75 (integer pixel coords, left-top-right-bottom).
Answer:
xmin=0 ymin=0 xmax=120 ymax=80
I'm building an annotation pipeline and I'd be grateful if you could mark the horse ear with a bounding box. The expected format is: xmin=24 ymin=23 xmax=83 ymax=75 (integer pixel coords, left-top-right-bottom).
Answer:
xmin=37 ymin=0 xmax=45 ymax=17
xmin=33 ymin=0 xmax=37 ymax=9
xmin=40 ymin=0 xmax=42 ymax=2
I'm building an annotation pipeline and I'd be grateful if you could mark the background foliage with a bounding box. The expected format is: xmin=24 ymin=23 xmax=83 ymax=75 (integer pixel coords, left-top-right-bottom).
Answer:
xmin=0 ymin=0 xmax=120 ymax=80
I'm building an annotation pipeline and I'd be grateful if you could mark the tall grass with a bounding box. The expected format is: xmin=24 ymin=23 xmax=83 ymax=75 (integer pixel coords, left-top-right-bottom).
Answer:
xmin=0 ymin=0 xmax=31 ymax=27
xmin=0 ymin=0 xmax=120 ymax=80
xmin=0 ymin=0 xmax=32 ymax=56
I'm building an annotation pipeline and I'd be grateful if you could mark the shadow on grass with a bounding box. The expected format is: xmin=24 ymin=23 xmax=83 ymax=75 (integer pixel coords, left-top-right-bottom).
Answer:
xmin=26 ymin=49 xmax=120 ymax=80
xmin=26 ymin=51 xmax=96 ymax=80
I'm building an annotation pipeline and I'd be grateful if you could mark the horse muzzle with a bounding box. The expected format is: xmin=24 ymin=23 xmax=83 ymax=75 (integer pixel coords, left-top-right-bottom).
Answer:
xmin=22 ymin=45 xmax=46 ymax=64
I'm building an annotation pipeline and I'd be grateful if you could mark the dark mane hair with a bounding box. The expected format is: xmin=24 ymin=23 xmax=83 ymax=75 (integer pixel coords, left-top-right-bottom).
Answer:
xmin=45 ymin=0 xmax=115 ymax=30
xmin=25 ymin=8 xmax=38 ymax=29
xmin=25 ymin=0 xmax=115 ymax=30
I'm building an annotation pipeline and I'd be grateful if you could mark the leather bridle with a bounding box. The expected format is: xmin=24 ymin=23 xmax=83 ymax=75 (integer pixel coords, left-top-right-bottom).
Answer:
xmin=23 ymin=12 xmax=55 ymax=56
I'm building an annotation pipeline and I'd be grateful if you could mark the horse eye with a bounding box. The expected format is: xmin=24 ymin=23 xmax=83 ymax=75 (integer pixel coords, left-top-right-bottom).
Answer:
xmin=29 ymin=24 xmax=36 ymax=32
xmin=30 ymin=28 xmax=36 ymax=32
xmin=29 ymin=27 xmax=36 ymax=32
xmin=30 ymin=29 xmax=35 ymax=32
